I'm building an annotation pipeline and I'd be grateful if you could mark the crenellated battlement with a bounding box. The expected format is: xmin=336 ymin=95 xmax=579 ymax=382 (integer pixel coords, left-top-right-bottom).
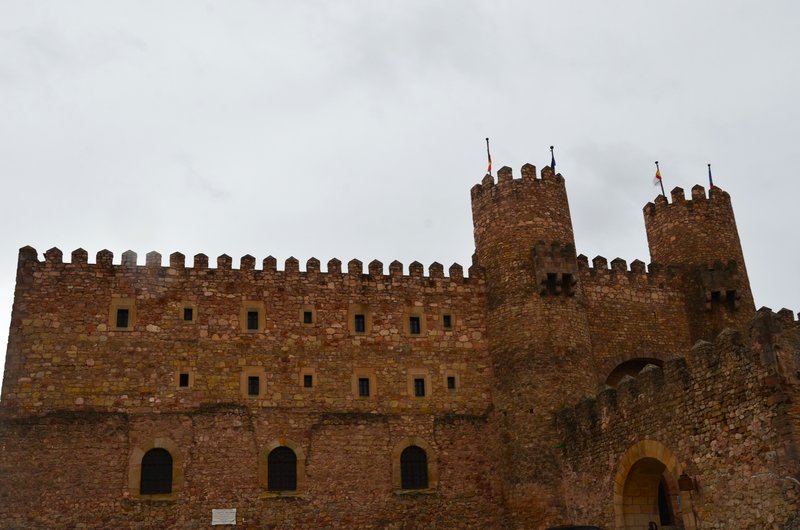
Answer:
xmin=642 ymin=184 xmax=732 ymax=218
xmin=18 ymin=246 xmax=483 ymax=284
xmin=470 ymin=164 xmax=565 ymax=207
xmin=576 ymin=253 xmax=681 ymax=284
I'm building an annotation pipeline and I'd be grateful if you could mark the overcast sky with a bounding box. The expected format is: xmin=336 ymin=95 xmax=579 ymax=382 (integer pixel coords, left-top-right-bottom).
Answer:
xmin=2 ymin=1 xmax=799 ymax=379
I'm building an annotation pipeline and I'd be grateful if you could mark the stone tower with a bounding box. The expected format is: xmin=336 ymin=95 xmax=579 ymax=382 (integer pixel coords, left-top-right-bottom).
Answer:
xmin=471 ymin=164 xmax=596 ymax=527
xmin=644 ymin=185 xmax=755 ymax=340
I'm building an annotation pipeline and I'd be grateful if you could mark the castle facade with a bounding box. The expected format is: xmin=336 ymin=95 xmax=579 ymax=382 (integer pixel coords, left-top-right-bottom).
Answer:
xmin=1 ymin=162 xmax=798 ymax=529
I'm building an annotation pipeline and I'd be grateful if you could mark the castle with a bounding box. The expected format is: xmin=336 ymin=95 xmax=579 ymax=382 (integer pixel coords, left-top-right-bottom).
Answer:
xmin=1 ymin=161 xmax=798 ymax=529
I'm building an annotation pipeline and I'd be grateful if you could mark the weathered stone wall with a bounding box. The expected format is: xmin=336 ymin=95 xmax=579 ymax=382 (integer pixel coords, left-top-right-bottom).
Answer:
xmin=0 ymin=407 xmax=505 ymax=529
xmin=556 ymin=310 xmax=800 ymax=530
xmin=2 ymin=248 xmax=489 ymax=416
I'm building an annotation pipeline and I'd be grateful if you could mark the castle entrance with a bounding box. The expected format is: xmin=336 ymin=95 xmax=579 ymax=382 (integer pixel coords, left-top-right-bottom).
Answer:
xmin=614 ymin=441 xmax=697 ymax=530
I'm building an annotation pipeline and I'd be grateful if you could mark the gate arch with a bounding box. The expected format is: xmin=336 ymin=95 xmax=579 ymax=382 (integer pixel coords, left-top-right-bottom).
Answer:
xmin=613 ymin=440 xmax=697 ymax=530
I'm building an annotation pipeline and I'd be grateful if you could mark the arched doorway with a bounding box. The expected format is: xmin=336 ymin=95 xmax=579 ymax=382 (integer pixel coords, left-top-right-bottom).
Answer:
xmin=614 ymin=441 xmax=697 ymax=530
xmin=622 ymin=458 xmax=679 ymax=528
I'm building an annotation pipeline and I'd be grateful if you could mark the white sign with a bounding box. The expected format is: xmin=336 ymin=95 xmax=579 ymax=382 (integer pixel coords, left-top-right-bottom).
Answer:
xmin=211 ymin=508 xmax=237 ymax=525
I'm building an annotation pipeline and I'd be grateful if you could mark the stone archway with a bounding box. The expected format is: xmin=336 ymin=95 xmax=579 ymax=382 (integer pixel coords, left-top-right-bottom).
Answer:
xmin=614 ymin=440 xmax=697 ymax=530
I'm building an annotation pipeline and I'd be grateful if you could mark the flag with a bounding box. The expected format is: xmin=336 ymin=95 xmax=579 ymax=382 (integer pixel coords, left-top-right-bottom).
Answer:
xmin=708 ymin=164 xmax=715 ymax=189
xmin=550 ymin=145 xmax=556 ymax=171
xmin=653 ymin=164 xmax=662 ymax=186
xmin=486 ymin=138 xmax=492 ymax=175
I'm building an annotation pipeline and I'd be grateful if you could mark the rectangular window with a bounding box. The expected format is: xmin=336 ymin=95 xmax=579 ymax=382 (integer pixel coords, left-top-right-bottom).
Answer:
xmin=183 ymin=307 xmax=193 ymax=321
xmin=409 ymin=316 xmax=421 ymax=335
xmin=447 ymin=376 xmax=456 ymax=390
xmin=116 ymin=308 xmax=129 ymax=329
xmin=247 ymin=310 xmax=259 ymax=331
xmin=726 ymin=290 xmax=737 ymax=311
xmin=303 ymin=374 xmax=313 ymax=388
xmin=414 ymin=378 xmax=426 ymax=397
xmin=354 ymin=314 xmax=366 ymax=333
xmin=303 ymin=311 xmax=313 ymax=324
xmin=546 ymin=273 xmax=558 ymax=295
xmin=179 ymin=373 xmax=190 ymax=387
xmin=247 ymin=375 xmax=260 ymax=396
xmin=442 ymin=314 xmax=452 ymax=329
xmin=358 ymin=377 xmax=370 ymax=397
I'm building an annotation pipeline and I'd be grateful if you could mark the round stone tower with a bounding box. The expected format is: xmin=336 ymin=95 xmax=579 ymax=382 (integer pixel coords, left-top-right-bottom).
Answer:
xmin=471 ymin=164 xmax=596 ymax=526
xmin=644 ymin=185 xmax=755 ymax=339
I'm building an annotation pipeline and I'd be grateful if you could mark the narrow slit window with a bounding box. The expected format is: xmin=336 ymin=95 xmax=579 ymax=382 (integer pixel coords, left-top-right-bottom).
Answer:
xmin=711 ymin=291 xmax=721 ymax=304
xmin=447 ymin=376 xmax=456 ymax=390
xmin=247 ymin=310 xmax=259 ymax=331
xmin=116 ymin=308 xmax=129 ymax=329
xmin=726 ymin=290 xmax=737 ymax=311
xmin=546 ymin=273 xmax=558 ymax=295
xmin=354 ymin=314 xmax=366 ymax=333
xmin=247 ymin=375 xmax=260 ymax=396
xmin=358 ymin=377 xmax=370 ymax=397
xmin=442 ymin=314 xmax=452 ymax=329
xmin=414 ymin=378 xmax=425 ymax=397
xmin=409 ymin=316 xmax=421 ymax=335
xmin=562 ymin=273 xmax=573 ymax=295
xmin=303 ymin=374 xmax=313 ymax=388
xmin=183 ymin=307 xmax=193 ymax=321
xmin=178 ymin=373 xmax=189 ymax=388
xmin=303 ymin=311 xmax=313 ymax=324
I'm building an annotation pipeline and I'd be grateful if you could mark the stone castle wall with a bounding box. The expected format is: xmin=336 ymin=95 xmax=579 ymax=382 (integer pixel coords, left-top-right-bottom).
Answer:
xmin=556 ymin=309 xmax=800 ymax=530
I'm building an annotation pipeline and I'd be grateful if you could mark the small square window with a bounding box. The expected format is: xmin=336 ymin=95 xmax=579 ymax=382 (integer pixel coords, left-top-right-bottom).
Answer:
xmin=354 ymin=314 xmax=366 ymax=333
xmin=247 ymin=310 xmax=259 ymax=331
xmin=179 ymin=373 xmax=190 ymax=387
xmin=414 ymin=378 xmax=425 ymax=397
xmin=183 ymin=307 xmax=193 ymax=321
xmin=303 ymin=311 xmax=313 ymax=324
xmin=409 ymin=316 xmax=421 ymax=335
xmin=358 ymin=377 xmax=370 ymax=397
xmin=116 ymin=308 xmax=129 ymax=329
xmin=247 ymin=376 xmax=260 ymax=396
xmin=447 ymin=376 xmax=456 ymax=390
xmin=442 ymin=314 xmax=452 ymax=329
xmin=303 ymin=374 xmax=313 ymax=388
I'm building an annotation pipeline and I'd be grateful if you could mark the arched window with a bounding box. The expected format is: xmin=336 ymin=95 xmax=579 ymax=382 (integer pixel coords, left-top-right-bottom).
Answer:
xmin=268 ymin=446 xmax=297 ymax=491
xmin=140 ymin=448 xmax=173 ymax=495
xmin=400 ymin=445 xmax=428 ymax=489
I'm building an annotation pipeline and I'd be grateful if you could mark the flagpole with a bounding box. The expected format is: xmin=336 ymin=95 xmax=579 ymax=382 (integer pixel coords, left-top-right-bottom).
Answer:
xmin=550 ymin=145 xmax=556 ymax=172
xmin=656 ymin=161 xmax=666 ymax=198
xmin=486 ymin=138 xmax=492 ymax=176
xmin=708 ymin=163 xmax=714 ymax=189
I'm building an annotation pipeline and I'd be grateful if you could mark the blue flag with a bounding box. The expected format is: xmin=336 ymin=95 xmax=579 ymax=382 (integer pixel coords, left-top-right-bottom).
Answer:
xmin=550 ymin=146 xmax=556 ymax=171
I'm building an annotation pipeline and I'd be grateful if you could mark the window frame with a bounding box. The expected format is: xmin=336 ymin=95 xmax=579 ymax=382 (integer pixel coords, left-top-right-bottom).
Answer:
xmin=128 ymin=438 xmax=183 ymax=501
xmin=391 ymin=437 xmax=438 ymax=494
xmin=108 ymin=297 xmax=136 ymax=331
xmin=259 ymin=439 xmax=306 ymax=497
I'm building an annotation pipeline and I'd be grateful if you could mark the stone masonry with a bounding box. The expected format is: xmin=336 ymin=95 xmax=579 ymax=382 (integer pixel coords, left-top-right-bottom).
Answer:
xmin=1 ymin=161 xmax=798 ymax=529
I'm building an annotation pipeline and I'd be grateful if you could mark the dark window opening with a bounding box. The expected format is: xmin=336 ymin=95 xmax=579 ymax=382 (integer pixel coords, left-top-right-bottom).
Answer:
xmin=414 ymin=378 xmax=426 ymax=397
xmin=409 ymin=316 xmax=421 ymax=335
xmin=400 ymin=445 xmax=428 ymax=489
xmin=116 ymin=308 xmax=129 ymax=328
xmin=562 ymin=273 xmax=573 ymax=295
xmin=546 ymin=273 xmax=558 ymax=295
xmin=726 ymin=290 xmax=737 ymax=311
xmin=246 ymin=310 xmax=259 ymax=331
xmin=711 ymin=291 xmax=721 ymax=304
xmin=442 ymin=314 xmax=452 ymax=329
xmin=303 ymin=311 xmax=313 ymax=324
xmin=178 ymin=373 xmax=189 ymax=387
xmin=447 ymin=376 xmax=456 ymax=390
xmin=248 ymin=376 xmax=260 ymax=396
xmin=183 ymin=307 xmax=193 ymax=321
xmin=267 ymin=447 xmax=297 ymax=492
xmin=658 ymin=477 xmax=673 ymax=526
xmin=140 ymin=448 xmax=172 ymax=495
xmin=358 ymin=377 xmax=370 ymax=397
xmin=354 ymin=314 xmax=366 ymax=333
xmin=303 ymin=374 xmax=313 ymax=388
